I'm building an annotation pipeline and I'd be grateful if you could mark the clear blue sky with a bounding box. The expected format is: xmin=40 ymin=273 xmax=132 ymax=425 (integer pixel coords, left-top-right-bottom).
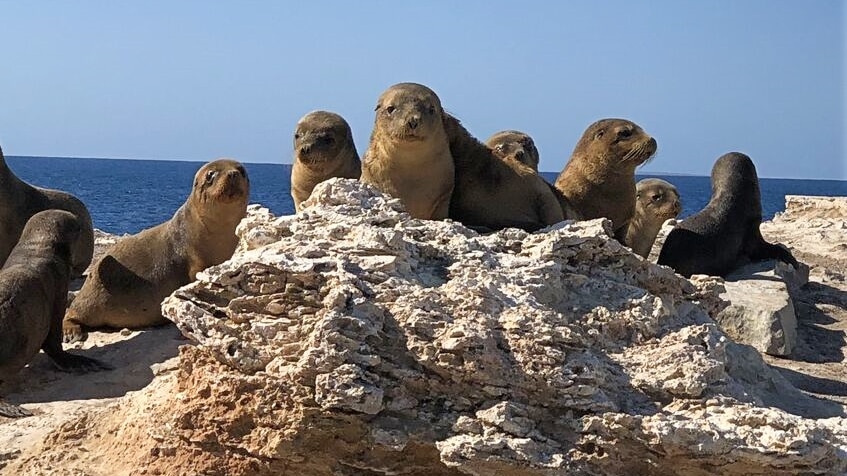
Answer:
xmin=0 ymin=1 xmax=843 ymax=179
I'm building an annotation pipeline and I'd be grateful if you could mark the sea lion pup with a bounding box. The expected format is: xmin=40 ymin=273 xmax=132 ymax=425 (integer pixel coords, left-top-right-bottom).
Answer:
xmin=486 ymin=130 xmax=540 ymax=171
xmin=486 ymin=129 xmax=583 ymax=221
xmin=657 ymin=152 xmax=799 ymax=278
xmin=0 ymin=210 xmax=110 ymax=418
xmin=0 ymin=145 xmax=94 ymax=277
xmin=443 ymin=115 xmax=569 ymax=232
xmin=291 ymin=110 xmax=361 ymax=212
xmin=360 ymin=82 xmax=454 ymax=220
xmin=554 ymin=119 xmax=657 ymax=240
xmin=623 ymin=178 xmax=682 ymax=258
xmin=62 ymin=159 xmax=250 ymax=343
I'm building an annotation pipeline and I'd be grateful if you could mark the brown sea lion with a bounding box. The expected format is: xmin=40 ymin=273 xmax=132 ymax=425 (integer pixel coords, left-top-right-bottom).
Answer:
xmin=445 ymin=118 xmax=573 ymax=232
xmin=486 ymin=129 xmax=583 ymax=221
xmin=657 ymin=152 xmax=798 ymax=277
xmin=291 ymin=110 xmax=361 ymax=212
xmin=63 ymin=159 xmax=250 ymax=343
xmin=485 ymin=130 xmax=540 ymax=171
xmin=360 ymin=82 xmax=454 ymax=220
xmin=623 ymin=178 xmax=682 ymax=258
xmin=0 ymin=145 xmax=94 ymax=277
xmin=554 ymin=119 xmax=657 ymax=239
xmin=0 ymin=210 xmax=110 ymax=418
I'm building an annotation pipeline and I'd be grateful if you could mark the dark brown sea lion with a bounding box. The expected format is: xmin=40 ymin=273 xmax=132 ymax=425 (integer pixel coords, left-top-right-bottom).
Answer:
xmin=291 ymin=110 xmax=361 ymax=212
xmin=0 ymin=210 xmax=110 ymax=418
xmin=63 ymin=159 xmax=250 ymax=343
xmin=624 ymin=178 xmax=682 ymax=258
xmin=554 ymin=119 xmax=657 ymax=239
xmin=0 ymin=145 xmax=94 ymax=277
xmin=360 ymin=82 xmax=454 ymax=220
xmin=445 ymin=118 xmax=574 ymax=232
xmin=657 ymin=152 xmax=799 ymax=277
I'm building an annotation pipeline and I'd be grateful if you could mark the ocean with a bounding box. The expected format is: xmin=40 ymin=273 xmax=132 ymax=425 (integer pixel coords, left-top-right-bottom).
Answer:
xmin=6 ymin=156 xmax=847 ymax=235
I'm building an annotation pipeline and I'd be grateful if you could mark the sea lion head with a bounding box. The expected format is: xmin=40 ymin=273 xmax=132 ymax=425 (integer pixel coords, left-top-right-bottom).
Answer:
xmin=294 ymin=111 xmax=356 ymax=167
xmin=710 ymin=152 xmax=761 ymax=205
xmin=486 ymin=130 xmax=540 ymax=170
xmin=191 ymin=159 xmax=250 ymax=208
xmin=373 ymin=82 xmax=445 ymax=144
xmin=574 ymin=119 xmax=657 ymax=172
xmin=15 ymin=209 xmax=82 ymax=265
xmin=636 ymin=178 xmax=682 ymax=220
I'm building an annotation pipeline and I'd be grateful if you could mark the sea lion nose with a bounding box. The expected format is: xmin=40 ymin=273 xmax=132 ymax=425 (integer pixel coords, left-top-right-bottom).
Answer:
xmin=408 ymin=116 xmax=419 ymax=130
xmin=514 ymin=149 xmax=525 ymax=160
xmin=299 ymin=144 xmax=311 ymax=155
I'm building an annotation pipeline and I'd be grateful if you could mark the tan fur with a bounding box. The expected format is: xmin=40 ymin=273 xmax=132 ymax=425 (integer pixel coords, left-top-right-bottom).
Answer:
xmin=0 ymin=145 xmax=94 ymax=277
xmin=291 ymin=111 xmax=361 ymax=211
xmin=445 ymin=116 xmax=570 ymax=231
xmin=554 ymin=119 xmax=657 ymax=239
xmin=62 ymin=160 xmax=249 ymax=342
xmin=360 ymin=83 xmax=454 ymax=220
xmin=623 ymin=178 xmax=681 ymax=258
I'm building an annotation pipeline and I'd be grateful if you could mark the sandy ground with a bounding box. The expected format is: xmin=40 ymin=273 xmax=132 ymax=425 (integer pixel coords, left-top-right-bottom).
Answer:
xmin=1 ymin=213 xmax=845 ymax=474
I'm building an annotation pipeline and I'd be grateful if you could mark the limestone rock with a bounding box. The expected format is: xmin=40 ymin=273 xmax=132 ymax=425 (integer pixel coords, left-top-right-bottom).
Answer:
xmin=9 ymin=181 xmax=846 ymax=476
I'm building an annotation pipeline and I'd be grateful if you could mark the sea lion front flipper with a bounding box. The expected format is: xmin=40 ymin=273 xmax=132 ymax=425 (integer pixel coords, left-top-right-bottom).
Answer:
xmin=45 ymin=287 xmax=112 ymax=372
xmin=0 ymin=399 xmax=32 ymax=418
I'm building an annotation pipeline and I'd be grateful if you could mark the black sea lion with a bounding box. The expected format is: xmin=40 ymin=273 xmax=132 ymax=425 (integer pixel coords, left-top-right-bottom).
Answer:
xmin=0 ymin=210 xmax=110 ymax=418
xmin=624 ymin=178 xmax=682 ymax=258
xmin=657 ymin=152 xmax=799 ymax=277
xmin=291 ymin=110 xmax=361 ymax=212
xmin=554 ymin=119 xmax=657 ymax=239
xmin=63 ymin=159 xmax=250 ymax=343
xmin=0 ymin=145 xmax=94 ymax=277
xmin=445 ymin=118 xmax=572 ymax=232
xmin=360 ymin=82 xmax=454 ymax=220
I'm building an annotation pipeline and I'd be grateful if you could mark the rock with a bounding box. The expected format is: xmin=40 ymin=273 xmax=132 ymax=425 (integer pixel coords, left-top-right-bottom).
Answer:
xmin=8 ymin=180 xmax=846 ymax=476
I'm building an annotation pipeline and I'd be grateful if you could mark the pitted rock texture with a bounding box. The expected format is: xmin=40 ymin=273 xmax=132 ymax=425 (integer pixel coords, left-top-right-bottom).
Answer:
xmin=7 ymin=181 xmax=846 ymax=476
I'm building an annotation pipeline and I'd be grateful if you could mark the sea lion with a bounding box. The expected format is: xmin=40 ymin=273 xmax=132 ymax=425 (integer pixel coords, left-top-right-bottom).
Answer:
xmin=63 ymin=159 xmax=250 ymax=343
xmin=445 ymin=118 xmax=573 ymax=232
xmin=291 ymin=110 xmax=361 ymax=212
xmin=0 ymin=145 xmax=94 ymax=277
xmin=0 ymin=210 xmax=110 ymax=418
xmin=360 ymin=82 xmax=454 ymax=220
xmin=623 ymin=178 xmax=682 ymax=258
xmin=486 ymin=129 xmax=583 ymax=221
xmin=554 ymin=119 xmax=657 ymax=239
xmin=485 ymin=130 xmax=540 ymax=171
xmin=657 ymin=152 xmax=799 ymax=277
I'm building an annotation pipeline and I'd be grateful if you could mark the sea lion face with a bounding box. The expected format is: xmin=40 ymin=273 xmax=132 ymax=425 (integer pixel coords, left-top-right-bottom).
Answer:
xmin=374 ymin=83 xmax=444 ymax=143
xmin=577 ymin=119 xmax=657 ymax=170
xmin=636 ymin=178 xmax=682 ymax=220
xmin=192 ymin=159 xmax=250 ymax=207
xmin=294 ymin=111 xmax=355 ymax=167
xmin=486 ymin=130 xmax=539 ymax=170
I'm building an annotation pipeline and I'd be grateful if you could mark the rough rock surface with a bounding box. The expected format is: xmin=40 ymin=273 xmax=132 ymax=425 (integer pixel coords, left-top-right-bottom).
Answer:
xmin=5 ymin=183 xmax=847 ymax=476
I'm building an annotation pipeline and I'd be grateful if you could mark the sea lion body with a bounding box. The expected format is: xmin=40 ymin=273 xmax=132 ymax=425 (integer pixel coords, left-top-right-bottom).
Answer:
xmin=446 ymin=119 xmax=570 ymax=231
xmin=657 ymin=152 xmax=798 ymax=277
xmin=63 ymin=160 xmax=249 ymax=342
xmin=554 ymin=119 xmax=657 ymax=239
xmin=0 ymin=146 xmax=94 ymax=277
xmin=486 ymin=129 xmax=583 ymax=222
xmin=360 ymin=82 xmax=454 ymax=220
xmin=0 ymin=210 xmax=109 ymax=418
xmin=624 ymin=178 xmax=681 ymax=258
xmin=291 ymin=111 xmax=361 ymax=212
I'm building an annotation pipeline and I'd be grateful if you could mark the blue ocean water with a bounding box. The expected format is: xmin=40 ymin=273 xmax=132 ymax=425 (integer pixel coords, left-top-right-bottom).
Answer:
xmin=6 ymin=156 xmax=847 ymax=235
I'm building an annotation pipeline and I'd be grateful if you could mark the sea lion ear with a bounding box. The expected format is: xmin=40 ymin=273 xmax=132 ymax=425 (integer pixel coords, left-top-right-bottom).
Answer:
xmin=374 ymin=103 xmax=381 ymax=112
xmin=594 ymin=130 xmax=605 ymax=140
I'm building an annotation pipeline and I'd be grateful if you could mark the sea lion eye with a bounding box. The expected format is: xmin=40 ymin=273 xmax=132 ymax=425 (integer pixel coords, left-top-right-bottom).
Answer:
xmin=495 ymin=144 xmax=505 ymax=152
xmin=652 ymin=193 xmax=662 ymax=201
xmin=205 ymin=170 xmax=217 ymax=183
xmin=618 ymin=129 xmax=633 ymax=139
xmin=386 ymin=105 xmax=396 ymax=114
xmin=294 ymin=133 xmax=300 ymax=140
